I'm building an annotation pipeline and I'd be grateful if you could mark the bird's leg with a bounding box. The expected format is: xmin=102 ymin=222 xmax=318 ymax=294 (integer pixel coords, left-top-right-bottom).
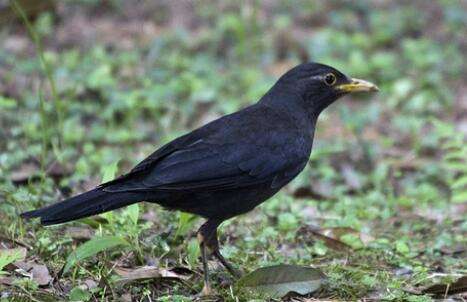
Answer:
xmin=199 ymin=239 xmax=211 ymax=296
xmin=212 ymin=249 xmax=241 ymax=278
xmin=198 ymin=219 xmax=241 ymax=279
xmin=197 ymin=219 xmax=241 ymax=295
xmin=206 ymin=228 xmax=241 ymax=278
xmin=197 ymin=219 xmax=221 ymax=296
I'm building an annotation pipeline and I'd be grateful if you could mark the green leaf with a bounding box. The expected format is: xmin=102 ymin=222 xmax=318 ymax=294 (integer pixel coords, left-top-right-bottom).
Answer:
xmin=395 ymin=241 xmax=410 ymax=255
xmin=445 ymin=162 xmax=465 ymax=172
xmin=125 ymin=204 xmax=140 ymax=225
xmin=452 ymin=190 xmax=467 ymax=204
xmin=452 ymin=176 xmax=467 ymax=190
xmin=444 ymin=149 xmax=467 ymax=161
xmin=0 ymin=248 xmax=27 ymax=275
xmin=0 ymin=96 xmax=17 ymax=109
xmin=237 ymin=264 xmax=325 ymax=298
xmin=69 ymin=286 xmax=91 ymax=302
xmin=64 ymin=236 xmax=128 ymax=273
xmin=175 ymin=213 xmax=198 ymax=238
xmin=101 ymin=160 xmax=119 ymax=183
xmin=340 ymin=233 xmax=364 ymax=249
xmin=278 ymin=213 xmax=298 ymax=231
xmin=186 ymin=238 xmax=200 ymax=267
xmin=99 ymin=160 xmax=120 ymax=222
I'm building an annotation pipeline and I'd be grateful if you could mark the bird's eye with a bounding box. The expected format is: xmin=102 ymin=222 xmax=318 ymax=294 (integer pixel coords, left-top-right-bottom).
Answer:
xmin=324 ymin=73 xmax=336 ymax=86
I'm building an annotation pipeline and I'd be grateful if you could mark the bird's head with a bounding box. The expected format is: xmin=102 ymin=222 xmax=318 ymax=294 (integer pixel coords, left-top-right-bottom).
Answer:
xmin=270 ymin=62 xmax=379 ymax=116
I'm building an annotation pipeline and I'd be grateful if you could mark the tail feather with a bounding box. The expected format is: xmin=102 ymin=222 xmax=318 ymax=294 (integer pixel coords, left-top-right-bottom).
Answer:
xmin=21 ymin=188 xmax=141 ymax=226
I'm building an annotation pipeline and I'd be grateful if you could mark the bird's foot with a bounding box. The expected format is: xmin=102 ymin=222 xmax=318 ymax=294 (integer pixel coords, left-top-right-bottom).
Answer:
xmin=222 ymin=263 xmax=242 ymax=279
xmin=194 ymin=283 xmax=218 ymax=301
xmin=212 ymin=249 xmax=242 ymax=279
xmin=201 ymin=283 xmax=214 ymax=296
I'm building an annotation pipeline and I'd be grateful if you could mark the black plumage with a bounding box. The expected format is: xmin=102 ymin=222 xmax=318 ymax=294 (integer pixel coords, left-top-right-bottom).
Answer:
xmin=21 ymin=62 xmax=378 ymax=294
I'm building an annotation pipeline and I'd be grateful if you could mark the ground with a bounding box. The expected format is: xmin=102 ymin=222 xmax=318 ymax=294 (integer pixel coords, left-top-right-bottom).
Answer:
xmin=0 ymin=1 xmax=466 ymax=301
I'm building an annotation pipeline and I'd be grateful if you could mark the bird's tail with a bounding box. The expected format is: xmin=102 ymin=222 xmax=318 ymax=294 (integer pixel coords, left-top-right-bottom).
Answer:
xmin=20 ymin=188 xmax=141 ymax=226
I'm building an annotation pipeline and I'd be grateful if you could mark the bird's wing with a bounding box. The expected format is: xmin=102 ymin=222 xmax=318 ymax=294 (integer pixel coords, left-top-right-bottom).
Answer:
xmin=99 ymin=127 xmax=206 ymax=188
xmin=102 ymin=106 xmax=311 ymax=193
xmin=103 ymin=134 xmax=308 ymax=193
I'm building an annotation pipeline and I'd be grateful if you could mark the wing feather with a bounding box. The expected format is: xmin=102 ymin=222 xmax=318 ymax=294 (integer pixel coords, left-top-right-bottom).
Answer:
xmin=102 ymin=105 xmax=312 ymax=194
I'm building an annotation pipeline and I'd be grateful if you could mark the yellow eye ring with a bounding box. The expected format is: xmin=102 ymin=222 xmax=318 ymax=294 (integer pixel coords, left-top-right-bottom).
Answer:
xmin=324 ymin=73 xmax=336 ymax=86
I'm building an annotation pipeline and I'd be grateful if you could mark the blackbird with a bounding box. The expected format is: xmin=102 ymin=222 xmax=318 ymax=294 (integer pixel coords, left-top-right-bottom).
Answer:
xmin=21 ymin=62 xmax=378 ymax=294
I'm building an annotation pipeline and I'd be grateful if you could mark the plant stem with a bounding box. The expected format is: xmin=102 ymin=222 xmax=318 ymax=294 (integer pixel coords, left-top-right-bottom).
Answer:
xmin=11 ymin=0 xmax=64 ymax=150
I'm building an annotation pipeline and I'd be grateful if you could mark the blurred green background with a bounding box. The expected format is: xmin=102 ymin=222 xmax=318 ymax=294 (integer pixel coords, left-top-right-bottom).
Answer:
xmin=0 ymin=1 xmax=466 ymax=301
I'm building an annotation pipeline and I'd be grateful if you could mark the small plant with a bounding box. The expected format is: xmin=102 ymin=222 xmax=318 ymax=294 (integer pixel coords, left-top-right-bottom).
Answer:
xmin=432 ymin=119 xmax=467 ymax=203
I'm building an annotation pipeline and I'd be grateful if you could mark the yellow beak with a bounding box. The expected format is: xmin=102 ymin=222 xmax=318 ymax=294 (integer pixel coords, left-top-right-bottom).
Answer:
xmin=337 ymin=78 xmax=379 ymax=93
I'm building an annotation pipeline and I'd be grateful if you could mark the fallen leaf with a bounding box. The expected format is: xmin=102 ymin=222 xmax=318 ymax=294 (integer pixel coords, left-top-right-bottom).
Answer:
xmin=31 ymin=264 xmax=52 ymax=286
xmin=394 ymin=267 xmax=413 ymax=277
xmin=318 ymin=227 xmax=374 ymax=247
xmin=10 ymin=161 xmax=71 ymax=184
xmin=83 ymin=278 xmax=98 ymax=290
xmin=439 ymin=245 xmax=465 ymax=256
xmin=237 ymin=264 xmax=325 ymax=298
xmin=293 ymin=187 xmax=328 ymax=200
xmin=114 ymin=266 xmax=189 ymax=284
xmin=46 ymin=161 xmax=72 ymax=180
xmin=306 ymin=227 xmax=374 ymax=250
xmin=120 ymin=293 xmax=132 ymax=302
xmin=10 ymin=162 xmax=39 ymax=184
xmin=0 ymin=276 xmax=14 ymax=285
xmin=308 ymin=229 xmax=352 ymax=251
xmin=422 ymin=275 xmax=467 ymax=297
xmin=65 ymin=227 xmax=94 ymax=240
xmin=14 ymin=261 xmax=52 ymax=286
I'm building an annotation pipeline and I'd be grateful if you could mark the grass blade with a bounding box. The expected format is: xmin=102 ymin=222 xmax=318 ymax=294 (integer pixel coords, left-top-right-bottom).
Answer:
xmin=64 ymin=235 xmax=128 ymax=274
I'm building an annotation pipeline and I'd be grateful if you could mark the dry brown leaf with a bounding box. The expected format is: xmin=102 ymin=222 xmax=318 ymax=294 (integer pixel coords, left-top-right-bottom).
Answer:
xmin=65 ymin=226 xmax=94 ymax=240
xmin=10 ymin=162 xmax=38 ymax=184
xmin=304 ymin=226 xmax=374 ymax=251
xmin=322 ymin=227 xmax=374 ymax=246
xmin=293 ymin=187 xmax=328 ymax=200
xmin=46 ymin=161 xmax=72 ymax=179
xmin=422 ymin=275 xmax=467 ymax=297
xmin=439 ymin=245 xmax=466 ymax=256
xmin=14 ymin=261 xmax=52 ymax=286
xmin=0 ymin=276 xmax=14 ymax=285
xmin=320 ymin=227 xmax=357 ymax=239
xmin=121 ymin=293 xmax=132 ymax=302
xmin=83 ymin=278 xmax=98 ymax=290
xmin=308 ymin=229 xmax=351 ymax=251
xmin=114 ymin=266 xmax=190 ymax=284
xmin=10 ymin=161 xmax=71 ymax=184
